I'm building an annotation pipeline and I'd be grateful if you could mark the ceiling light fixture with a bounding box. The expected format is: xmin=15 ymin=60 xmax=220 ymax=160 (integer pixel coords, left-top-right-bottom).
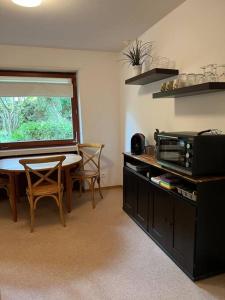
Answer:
xmin=12 ymin=0 xmax=42 ymax=7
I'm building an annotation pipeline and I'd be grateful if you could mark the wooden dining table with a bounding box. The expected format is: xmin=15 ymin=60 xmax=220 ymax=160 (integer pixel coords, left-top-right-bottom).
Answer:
xmin=0 ymin=153 xmax=82 ymax=222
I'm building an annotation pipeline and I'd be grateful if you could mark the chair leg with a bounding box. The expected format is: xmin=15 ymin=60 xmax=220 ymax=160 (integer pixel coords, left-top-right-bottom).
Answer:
xmin=6 ymin=187 xmax=14 ymax=212
xmin=91 ymin=178 xmax=95 ymax=209
xmin=6 ymin=188 xmax=15 ymax=219
xmin=30 ymin=202 xmax=35 ymax=233
xmin=58 ymin=194 xmax=66 ymax=227
xmin=5 ymin=186 xmax=9 ymax=198
xmin=15 ymin=175 xmax=21 ymax=203
xmin=79 ymin=179 xmax=83 ymax=197
xmin=97 ymin=176 xmax=103 ymax=199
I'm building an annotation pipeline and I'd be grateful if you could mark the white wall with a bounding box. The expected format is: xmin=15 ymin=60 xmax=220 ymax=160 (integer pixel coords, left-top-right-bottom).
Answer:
xmin=0 ymin=45 xmax=121 ymax=187
xmin=120 ymin=0 xmax=225 ymax=152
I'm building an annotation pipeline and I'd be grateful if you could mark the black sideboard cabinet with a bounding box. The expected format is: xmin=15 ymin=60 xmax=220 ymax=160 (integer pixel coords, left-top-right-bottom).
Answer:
xmin=123 ymin=153 xmax=225 ymax=281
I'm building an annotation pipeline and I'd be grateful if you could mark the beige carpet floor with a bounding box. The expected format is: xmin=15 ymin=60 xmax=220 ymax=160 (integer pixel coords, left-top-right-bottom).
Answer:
xmin=0 ymin=187 xmax=225 ymax=300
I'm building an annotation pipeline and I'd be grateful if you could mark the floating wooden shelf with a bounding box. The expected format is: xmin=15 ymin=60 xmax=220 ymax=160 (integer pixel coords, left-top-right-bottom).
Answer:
xmin=153 ymin=82 xmax=225 ymax=98
xmin=125 ymin=68 xmax=179 ymax=85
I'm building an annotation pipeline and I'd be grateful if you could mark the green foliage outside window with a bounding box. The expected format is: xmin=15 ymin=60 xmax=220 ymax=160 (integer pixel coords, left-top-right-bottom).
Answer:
xmin=0 ymin=96 xmax=73 ymax=143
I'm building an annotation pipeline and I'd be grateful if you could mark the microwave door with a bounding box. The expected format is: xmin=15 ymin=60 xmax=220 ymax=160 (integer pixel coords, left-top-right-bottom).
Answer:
xmin=158 ymin=137 xmax=186 ymax=164
xmin=159 ymin=152 xmax=185 ymax=162
xmin=160 ymin=145 xmax=185 ymax=151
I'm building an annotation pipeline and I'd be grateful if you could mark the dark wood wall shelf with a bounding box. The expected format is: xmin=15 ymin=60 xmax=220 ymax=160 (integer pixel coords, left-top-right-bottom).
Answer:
xmin=125 ymin=68 xmax=179 ymax=85
xmin=153 ymin=82 xmax=225 ymax=98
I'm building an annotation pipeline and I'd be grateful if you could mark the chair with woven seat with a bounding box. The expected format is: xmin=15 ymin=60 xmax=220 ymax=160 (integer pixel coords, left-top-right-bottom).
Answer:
xmin=71 ymin=143 xmax=104 ymax=209
xmin=19 ymin=155 xmax=66 ymax=232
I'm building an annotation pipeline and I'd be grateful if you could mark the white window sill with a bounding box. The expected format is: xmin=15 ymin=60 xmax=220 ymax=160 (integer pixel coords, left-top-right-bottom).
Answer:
xmin=0 ymin=145 xmax=76 ymax=157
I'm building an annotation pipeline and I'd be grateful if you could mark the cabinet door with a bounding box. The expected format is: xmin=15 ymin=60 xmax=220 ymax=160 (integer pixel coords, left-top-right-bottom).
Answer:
xmin=134 ymin=177 xmax=149 ymax=229
xmin=151 ymin=188 xmax=173 ymax=251
xmin=123 ymin=167 xmax=137 ymax=216
xmin=172 ymin=198 xmax=196 ymax=274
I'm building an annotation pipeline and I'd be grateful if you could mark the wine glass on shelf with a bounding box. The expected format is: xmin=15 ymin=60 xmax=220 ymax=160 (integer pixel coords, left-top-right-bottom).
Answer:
xmin=186 ymin=73 xmax=196 ymax=86
xmin=177 ymin=73 xmax=187 ymax=88
xmin=217 ymin=64 xmax=225 ymax=82
xmin=205 ymin=64 xmax=218 ymax=82
xmin=150 ymin=56 xmax=159 ymax=69
xmin=200 ymin=66 xmax=207 ymax=83
xmin=195 ymin=74 xmax=204 ymax=85
xmin=168 ymin=60 xmax=176 ymax=69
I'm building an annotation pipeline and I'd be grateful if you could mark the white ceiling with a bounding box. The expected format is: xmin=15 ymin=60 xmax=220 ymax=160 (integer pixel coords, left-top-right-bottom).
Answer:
xmin=0 ymin=0 xmax=185 ymax=51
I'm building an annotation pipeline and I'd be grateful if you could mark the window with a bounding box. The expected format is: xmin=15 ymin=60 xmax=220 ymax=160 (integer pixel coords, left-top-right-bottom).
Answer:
xmin=0 ymin=71 xmax=79 ymax=149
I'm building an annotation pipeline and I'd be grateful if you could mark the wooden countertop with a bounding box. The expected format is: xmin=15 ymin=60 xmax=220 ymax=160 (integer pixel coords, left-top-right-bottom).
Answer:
xmin=123 ymin=152 xmax=225 ymax=183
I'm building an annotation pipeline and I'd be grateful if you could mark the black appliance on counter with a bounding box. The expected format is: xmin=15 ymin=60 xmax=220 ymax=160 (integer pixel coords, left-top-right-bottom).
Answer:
xmin=131 ymin=133 xmax=145 ymax=155
xmin=155 ymin=129 xmax=225 ymax=176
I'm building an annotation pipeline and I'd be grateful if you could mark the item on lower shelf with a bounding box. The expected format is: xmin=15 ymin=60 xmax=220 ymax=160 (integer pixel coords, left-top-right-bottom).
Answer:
xmin=159 ymin=173 xmax=181 ymax=184
xmin=126 ymin=162 xmax=148 ymax=172
xmin=192 ymin=192 xmax=197 ymax=201
xmin=151 ymin=173 xmax=178 ymax=189
xmin=182 ymin=189 xmax=197 ymax=201
xmin=176 ymin=185 xmax=197 ymax=201
xmin=150 ymin=176 xmax=161 ymax=185
xmin=159 ymin=180 xmax=176 ymax=190
xmin=151 ymin=173 xmax=197 ymax=198
xmin=177 ymin=185 xmax=185 ymax=194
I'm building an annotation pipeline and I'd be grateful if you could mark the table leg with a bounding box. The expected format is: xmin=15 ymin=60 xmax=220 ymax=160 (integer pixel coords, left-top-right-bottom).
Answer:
xmin=15 ymin=175 xmax=20 ymax=202
xmin=65 ymin=167 xmax=72 ymax=213
xmin=9 ymin=173 xmax=17 ymax=222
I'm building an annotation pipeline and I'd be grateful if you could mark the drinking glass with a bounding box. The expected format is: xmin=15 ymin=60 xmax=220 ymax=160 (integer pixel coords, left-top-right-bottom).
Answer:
xmin=186 ymin=73 xmax=196 ymax=86
xmin=200 ymin=66 xmax=207 ymax=82
xmin=142 ymin=59 xmax=151 ymax=73
xmin=217 ymin=64 xmax=225 ymax=82
xmin=160 ymin=82 xmax=167 ymax=92
xmin=195 ymin=74 xmax=204 ymax=84
xmin=151 ymin=56 xmax=170 ymax=69
xmin=168 ymin=60 xmax=176 ymax=69
xmin=177 ymin=74 xmax=187 ymax=88
xmin=165 ymin=80 xmax=174 ymax=91
xmin=173 ymin=78 xmax=179 ymax=89
xmin=158 ymin=57 xmax=170 ymax=68
xmin=205 ymin=64 xmax=218 ymax=82
xmin=150 ymin=56 xmax=159 ymax=69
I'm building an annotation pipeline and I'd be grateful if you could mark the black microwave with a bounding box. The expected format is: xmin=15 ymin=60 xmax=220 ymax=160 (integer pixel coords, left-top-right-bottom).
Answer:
xmin=155 ymin=131 xmax=225 ymax=176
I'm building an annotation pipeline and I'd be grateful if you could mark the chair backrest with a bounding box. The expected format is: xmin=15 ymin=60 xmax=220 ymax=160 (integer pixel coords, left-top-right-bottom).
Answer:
xmin=19 ymin=155 xmax=66 ymax=195
xmin=77 ymin=143 xmax=104 ymax=173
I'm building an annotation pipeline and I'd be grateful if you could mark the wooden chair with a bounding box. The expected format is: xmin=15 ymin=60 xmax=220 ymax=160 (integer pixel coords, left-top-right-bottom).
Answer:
xmin=71 ymin=143 xmax=104 ymax=208
xmin=19 ymin=155 xmax=66 ymax=232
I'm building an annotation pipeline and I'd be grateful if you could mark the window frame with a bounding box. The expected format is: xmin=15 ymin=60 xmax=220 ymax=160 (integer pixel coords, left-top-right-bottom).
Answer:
xmin=0 ymin=70 xmax=80 ymax=149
